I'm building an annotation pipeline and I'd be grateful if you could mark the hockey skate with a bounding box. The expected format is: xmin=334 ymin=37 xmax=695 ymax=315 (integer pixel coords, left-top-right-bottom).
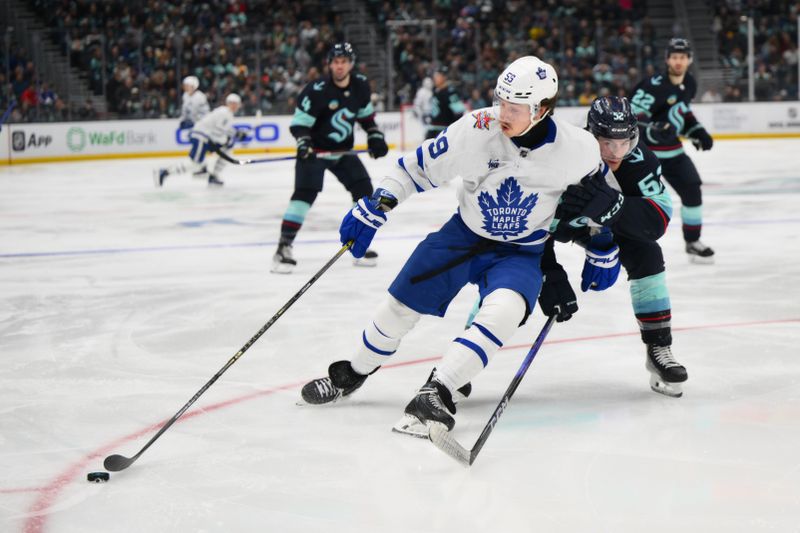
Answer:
xmin=300 ymin=361 xmax=369 ymax=405
xmin=153 ymin=168 xmax=168 ymax=187
xmin=207 ymin=174 xmax=224 ymax=187
xmin=271 ymin=243 xmax=297 ymax=274
xmin=401 ymin=379 xmax=457 ymax=432
xmin=685 ymin=240 xmax=714 ymax=264
xmin=393 ymin=369 xmax=471 ymax=438
xmin=353 ymin=249 xmax=378 ymax=267
xmin=646 ymin=344 xmax=688 ymax=398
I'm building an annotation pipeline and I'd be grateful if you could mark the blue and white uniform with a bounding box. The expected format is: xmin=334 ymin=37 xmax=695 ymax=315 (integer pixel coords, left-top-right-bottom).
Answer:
xmin=188 ymin=105 xmax=236 ymax=165
xmin=179 ymin=90 xmax=210 ymax=127
xmin=382 ymin=108 xmax=600 ymax=247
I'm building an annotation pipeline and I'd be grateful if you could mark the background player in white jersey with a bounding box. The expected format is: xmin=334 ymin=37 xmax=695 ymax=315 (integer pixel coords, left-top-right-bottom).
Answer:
xmin=155 ymin=93 xmax=244 ymax=187
xmin=178 ymin=76 xmax=210 ymax=130
xmin=299 ymin=56 xmax=607 ymax=434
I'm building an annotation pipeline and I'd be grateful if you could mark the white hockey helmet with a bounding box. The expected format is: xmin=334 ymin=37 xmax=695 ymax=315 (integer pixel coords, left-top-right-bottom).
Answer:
xmin=182 ymin=76 xmax=200 ymax=90
xmin=225 ymin=93 xmax=242 ymax=105
xmin=494 ymin=56 xmax=558 ymax=132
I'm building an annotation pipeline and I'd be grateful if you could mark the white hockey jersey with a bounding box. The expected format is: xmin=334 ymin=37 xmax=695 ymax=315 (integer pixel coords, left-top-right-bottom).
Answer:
xmin=379 ymin=108 xmax=602 ymax=246
xmin=180 ymin=90 xmax=210 ymax=124
xmin=191 ymin=105 xmax=236 ymax=146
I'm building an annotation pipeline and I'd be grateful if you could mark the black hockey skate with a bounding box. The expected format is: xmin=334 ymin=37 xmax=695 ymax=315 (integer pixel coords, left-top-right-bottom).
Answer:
xmin=646 ymin=344 xmax=688 ymax=398
xmin=353 ymin=248 xmax=378 ymax=267
xmin=393 ymin=370 xmax=470 ymax=438
xmin=402 ymin=379 xmax=457 ymax=431
xmin=208 ymin=174 xmax=224 ymax=187
xmin=685 ymin=240 xmax=714 ymax=264
xmin=300 ymin=361 xmax=369 ymax=405
xmin=271 ymin=243 xmax=297 ymax=274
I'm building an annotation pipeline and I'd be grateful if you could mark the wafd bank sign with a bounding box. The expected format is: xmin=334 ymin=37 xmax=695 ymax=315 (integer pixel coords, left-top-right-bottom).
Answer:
xmin=1 ymin=114 xmax=402 ymax=163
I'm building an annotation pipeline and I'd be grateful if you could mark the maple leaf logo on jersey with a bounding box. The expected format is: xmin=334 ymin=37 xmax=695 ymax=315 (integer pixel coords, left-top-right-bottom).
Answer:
xmin=477 ymin=177 xmax=538 ymax=239
xmin=472 ymin=110 xmax=494 ymax=130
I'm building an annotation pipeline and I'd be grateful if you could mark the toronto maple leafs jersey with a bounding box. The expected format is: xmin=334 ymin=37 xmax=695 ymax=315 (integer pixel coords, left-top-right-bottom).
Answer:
xmin=379 ymin=108 xmax=602 ymax=246
xmin=629 ymin=72 xmax=703 ymax=159
xmin=289 ymin=73 xmax=376 ymax=152
xmin=191 ymin=105 xmax=236 ymax=145
xmin=180 ymin=90 xmax=210 ymax=125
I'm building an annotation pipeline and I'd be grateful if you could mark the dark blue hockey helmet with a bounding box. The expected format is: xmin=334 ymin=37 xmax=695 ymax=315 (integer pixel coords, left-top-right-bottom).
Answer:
xmin=587 ymin=96 xmax=639 ymax=157
xmin=665 ymin=37 xmax=692 ymax=59
xmin=328 ymin=42 xmax=356 ymax=63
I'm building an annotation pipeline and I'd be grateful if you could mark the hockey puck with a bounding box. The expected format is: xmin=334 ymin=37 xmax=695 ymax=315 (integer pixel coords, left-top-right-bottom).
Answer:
xmin=87 ymin=472 xmax=110 ymax=483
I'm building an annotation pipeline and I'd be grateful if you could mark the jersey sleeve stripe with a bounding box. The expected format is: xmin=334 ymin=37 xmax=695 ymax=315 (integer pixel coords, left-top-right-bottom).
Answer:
xmin=290 ymin=108 xmax=316 ymax=128
xmin=645 ymin=197 xmax=670 ymax=232
xmin=414 ymin=146 xmax=437 ymax=189
xmin=397 ymin=157 xmax=424 ymax=193
xmin=356 ymin=102 xmax=375 ymax=119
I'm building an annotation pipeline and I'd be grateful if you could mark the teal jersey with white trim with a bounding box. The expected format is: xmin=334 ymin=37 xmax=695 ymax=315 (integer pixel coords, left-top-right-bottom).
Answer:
xmin=289 ymin=73 xmax=375 ymax=151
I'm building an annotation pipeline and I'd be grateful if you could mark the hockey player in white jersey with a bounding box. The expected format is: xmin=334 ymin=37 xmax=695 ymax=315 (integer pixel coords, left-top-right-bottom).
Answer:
xmin=155 ymin=93 xmax=244 ymax=187
xmin=300 ymin=56 xmax=609 ymax=433
xmin=178 ymin=76 xmax=210 ymax=130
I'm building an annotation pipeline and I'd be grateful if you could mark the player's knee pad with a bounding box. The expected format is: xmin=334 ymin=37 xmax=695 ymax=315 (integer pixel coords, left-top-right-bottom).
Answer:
xmin=291 ymin=188 xmax=319 ymax=206
xmin=434 ymin=289 xmax=525 ymax=392
xmin=471 ymin=289 xmax=527 ymax=345
xmin=351 ymin=296 xmax=422 ymax=374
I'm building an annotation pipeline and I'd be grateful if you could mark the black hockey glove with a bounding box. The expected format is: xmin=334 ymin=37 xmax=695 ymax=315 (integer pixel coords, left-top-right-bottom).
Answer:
xmin=538 ymin=268 xmax=578 ymax=322
xmin=645 ymin=121 xmax=677 ymax=145
xmin=689 ymin=126 xmax=713 ymax=151
xmin=367 ymin=128 xmax=389 ymax=159
xmin=234 ymin=129 xmax=248 ymax=142
xmin=296 ymin=136 xmax=315 ymax=159
xmin=561 ymin=173 xmax=625 ymax=226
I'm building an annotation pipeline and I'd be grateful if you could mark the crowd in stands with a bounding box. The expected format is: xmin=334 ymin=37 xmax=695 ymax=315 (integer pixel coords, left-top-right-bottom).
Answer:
xmin=0 ymin=40 xmax=76 ymax=122
xmin=372 ymin=0 xmax=657 ymax=109
xmin=4 ymin=0 xmax=798 ymax=123
xmin=713 ymin=0 xmax=799 ymax=102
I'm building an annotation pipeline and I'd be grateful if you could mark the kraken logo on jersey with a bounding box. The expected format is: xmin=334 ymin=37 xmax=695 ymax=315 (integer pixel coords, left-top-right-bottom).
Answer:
xmin=328 ymin=108 xmax=356 ymax=142
xmin=477 ymin=177 xmax=538 ymax=240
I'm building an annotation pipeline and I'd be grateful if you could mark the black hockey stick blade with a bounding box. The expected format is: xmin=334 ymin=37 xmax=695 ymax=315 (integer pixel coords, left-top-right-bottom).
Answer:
xmin=103 ymin=242 xmax=353 ymax=472
xmin=428 ymin=315 xmax=556 ymax=466
xmin=104 ymin=454 xmax=136 ymax=472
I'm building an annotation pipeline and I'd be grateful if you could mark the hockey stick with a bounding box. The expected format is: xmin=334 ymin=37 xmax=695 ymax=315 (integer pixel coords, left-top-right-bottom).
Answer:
xmin=104 ymin=241 xmax=354 ymax=472
xmin=428 ymin=314 xmax=556 ymax=466
xmin=216 ymin=149 xmax=368 ymax=166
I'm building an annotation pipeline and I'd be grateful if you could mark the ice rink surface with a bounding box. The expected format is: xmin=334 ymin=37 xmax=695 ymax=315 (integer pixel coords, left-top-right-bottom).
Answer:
xmin=1 ymin=139 xmax=799 ymax=533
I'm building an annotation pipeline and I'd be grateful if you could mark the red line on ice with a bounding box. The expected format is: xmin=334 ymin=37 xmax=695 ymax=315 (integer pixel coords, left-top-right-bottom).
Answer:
xmin=16 ymin=317 xmax=800 ymax=533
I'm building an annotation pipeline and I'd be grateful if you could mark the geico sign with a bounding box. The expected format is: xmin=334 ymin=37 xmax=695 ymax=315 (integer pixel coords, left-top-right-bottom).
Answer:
xmin=175 ymin=123 xmax=280 ymax=144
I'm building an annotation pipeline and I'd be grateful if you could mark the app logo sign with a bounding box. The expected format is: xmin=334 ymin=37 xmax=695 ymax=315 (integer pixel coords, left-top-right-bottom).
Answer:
xmin=11 ymin=130 xmax=54 ymax=151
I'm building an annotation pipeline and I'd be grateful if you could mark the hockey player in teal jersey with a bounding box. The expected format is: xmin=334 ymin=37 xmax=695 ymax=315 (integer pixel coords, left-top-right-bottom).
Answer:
xmin=629 ymin=38 xmax=715 ymax=264
xmin=272 ymin=42 xmax=389 ymax=274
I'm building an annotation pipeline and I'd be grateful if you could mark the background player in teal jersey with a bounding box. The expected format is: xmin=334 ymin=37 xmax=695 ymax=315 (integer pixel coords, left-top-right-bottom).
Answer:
xmin=629 ymin=38 xmax=715 ymax=264
xmin=272 ymin=42 xmax=388 ymax=273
